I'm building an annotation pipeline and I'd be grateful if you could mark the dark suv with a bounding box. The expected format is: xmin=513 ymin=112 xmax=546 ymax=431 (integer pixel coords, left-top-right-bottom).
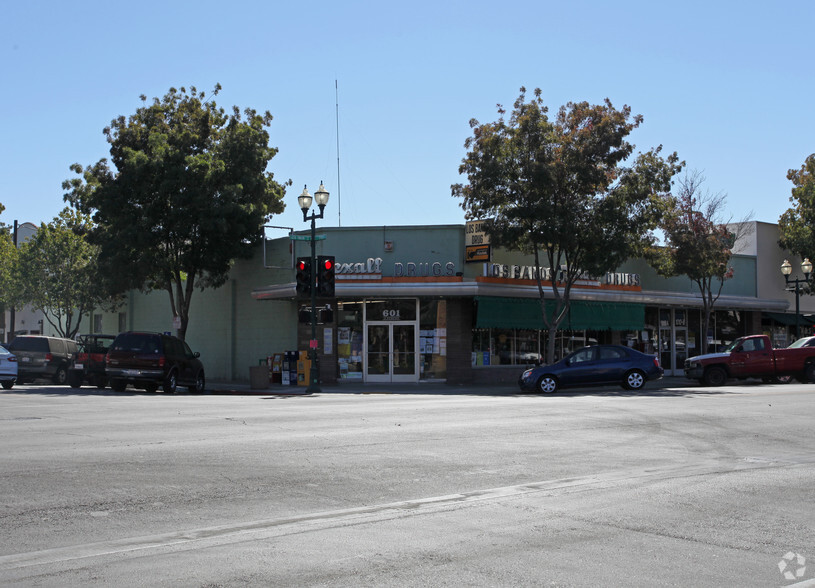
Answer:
xmin=106 ymin=332 xmax=205 ymax=393
xmin=8 ymin=336 xmax=79 ymax=384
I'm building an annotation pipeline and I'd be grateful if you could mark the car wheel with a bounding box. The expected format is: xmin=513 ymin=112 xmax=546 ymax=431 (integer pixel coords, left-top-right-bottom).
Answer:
xmin=537 ymin=375 xmax=558 ymax=394
xmin=111 ymin=379 xmax=127 ymax=392
xmin=763 ymin=375 xmax=792 ymax=384
xmin=188 ymin=371 xmax=205 ymax=394
xmin=68 ymin=371 xmax=83 ymax=389
xmin=53 ymin=365 xmax=68 ymax=385
xmin=163 ymin=370 xmax=178 ymax=394
xmin=805 ymin=363 xmax=815 ymax=383
xmin=623 ymin=370 xmax=646 ymax=390
xmin=1 ymin=381 xmax=13 ymax=390
xmin=703 ymin=366 xmax=727 ymax=387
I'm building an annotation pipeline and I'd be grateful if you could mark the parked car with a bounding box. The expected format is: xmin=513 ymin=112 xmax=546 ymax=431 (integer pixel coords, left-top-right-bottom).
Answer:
xmin=67 ymin=334 xmax=116 ymax=389
xmin=7 ymin=336 xmax=79 ymax=384
xmin=0 ymin=346 xmax=18 ymax=389
xmin=684 ymin=334 xmax=815 ymax=386
xmin=106 ymin=332 xmax=206 ymax=393
xmin=518 ymin=345 xmax=663 ymax=394
xmin=787 ymin=336 xmax=815 ymax=348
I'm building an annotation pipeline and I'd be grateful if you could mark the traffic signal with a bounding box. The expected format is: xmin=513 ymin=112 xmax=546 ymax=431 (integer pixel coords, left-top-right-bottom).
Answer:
xmin=295 ymin=257 xmax=312 ymax=297
xmin=316 ymin=255 xmax=335 ymax=297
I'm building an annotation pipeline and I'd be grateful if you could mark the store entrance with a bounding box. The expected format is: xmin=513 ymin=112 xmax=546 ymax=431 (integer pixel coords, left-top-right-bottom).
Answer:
xmin=658 ymin=309 xmax=689 ymax=376
xmin=365 ymin=322 xmax=418 ymax=383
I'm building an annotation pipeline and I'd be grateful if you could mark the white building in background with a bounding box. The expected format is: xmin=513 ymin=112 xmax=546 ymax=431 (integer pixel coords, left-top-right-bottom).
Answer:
xmin=1 ymin=221 xmax=47 ymax=343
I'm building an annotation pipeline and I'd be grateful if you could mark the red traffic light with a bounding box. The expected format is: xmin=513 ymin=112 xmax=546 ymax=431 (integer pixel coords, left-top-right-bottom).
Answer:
xmin=297 ymin=259 xmax=307 ymax=271
xmin=323 ymin=258 xmax=334 ymax=271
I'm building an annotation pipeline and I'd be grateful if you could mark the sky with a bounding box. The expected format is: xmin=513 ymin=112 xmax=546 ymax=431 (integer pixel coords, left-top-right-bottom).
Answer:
xmin=2 ymin=1 xmax=813 ymax=235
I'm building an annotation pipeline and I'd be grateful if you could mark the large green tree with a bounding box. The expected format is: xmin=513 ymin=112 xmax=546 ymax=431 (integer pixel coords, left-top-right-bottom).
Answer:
xmin=648 ymin=171 xmax=751 ymax=355
xmin=452 ymin=87 xmax=682 ymax=364
xmin=17 ymin=208 xmax=117 ymax=339
xmin=778 ymin=153 xmax=815 ymax=265
xmin=64 ymin=85 xmax=288 ymax=340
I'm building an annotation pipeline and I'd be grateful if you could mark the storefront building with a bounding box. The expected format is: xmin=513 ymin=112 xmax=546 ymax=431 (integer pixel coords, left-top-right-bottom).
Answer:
xmin=74 ymin=220 xmax=813 ymax=385
xmin=245 ymin=221 xmax=811 ymax=385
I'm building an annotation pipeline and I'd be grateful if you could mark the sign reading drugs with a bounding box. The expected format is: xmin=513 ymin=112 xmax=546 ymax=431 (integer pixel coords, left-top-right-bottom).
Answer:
xmin=465 ymin=220 xmax=490 ymax=247
xmin=465 ymin=220 xmax=491 ymax=263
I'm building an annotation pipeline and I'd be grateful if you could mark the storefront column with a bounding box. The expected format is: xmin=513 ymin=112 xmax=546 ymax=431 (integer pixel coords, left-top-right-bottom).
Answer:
xmin=446 ymin=298 xmax=474 ymax=385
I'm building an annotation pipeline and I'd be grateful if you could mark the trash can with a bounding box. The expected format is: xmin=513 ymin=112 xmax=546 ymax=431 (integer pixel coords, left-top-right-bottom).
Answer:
xmin=249 ymin=365 xmax=269 ymax=390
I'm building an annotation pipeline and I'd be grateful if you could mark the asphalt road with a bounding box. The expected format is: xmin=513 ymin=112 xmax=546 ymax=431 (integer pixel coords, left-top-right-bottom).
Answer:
xmin=1 ymin=381 xmax=814 ymax=587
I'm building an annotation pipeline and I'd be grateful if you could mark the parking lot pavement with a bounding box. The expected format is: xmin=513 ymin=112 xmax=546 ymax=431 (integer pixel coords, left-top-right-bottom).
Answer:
xmin=207 ymin=376 xmax=702 ymax=396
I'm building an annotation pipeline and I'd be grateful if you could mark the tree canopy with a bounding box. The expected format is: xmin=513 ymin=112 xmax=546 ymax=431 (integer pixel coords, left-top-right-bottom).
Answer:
xmin=452 ymin=87 xmax=682 ymax=363
xmin=649 ymin=171 xmax=750 ymax=354
xmin=778 ymin=153 xmax=815 ymax=264
xmin=0 ymin=204 xmax=20 ymax=318
xmin=63 ymin=85 xmax=289 ymax=339
xmin=17 ymin=208 xmax=117 ymax=339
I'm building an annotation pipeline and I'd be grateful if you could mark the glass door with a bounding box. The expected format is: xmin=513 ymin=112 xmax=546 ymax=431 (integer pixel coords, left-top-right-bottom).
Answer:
xmin=366 ymin=324 xmax=390 ymax=381
xmin=659 ymin=327 xmax=673 ymax=374
xmin=658 ymin=309 xmax=689 ymax=375
xmin=365 ymin=323 xmax=418 ymax=382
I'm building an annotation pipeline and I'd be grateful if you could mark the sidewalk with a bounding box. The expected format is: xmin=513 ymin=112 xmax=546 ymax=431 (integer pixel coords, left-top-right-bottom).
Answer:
xmin=207 ymin=376 xmax=699 ymax=396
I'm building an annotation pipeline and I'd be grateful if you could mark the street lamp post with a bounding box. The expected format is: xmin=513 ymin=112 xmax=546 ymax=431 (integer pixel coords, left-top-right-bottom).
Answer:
xmin=298 ymin=182 xmax=329 ymax=394
xmin=781 ymin=258 xmax=812 ymax=341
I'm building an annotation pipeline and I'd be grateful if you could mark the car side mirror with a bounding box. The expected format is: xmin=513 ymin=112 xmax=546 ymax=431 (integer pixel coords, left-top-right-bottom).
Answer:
xmin=735 ymin=346 xmax=743 ymax=353
xmin=194 ymin=351 xmax=200 ymax=358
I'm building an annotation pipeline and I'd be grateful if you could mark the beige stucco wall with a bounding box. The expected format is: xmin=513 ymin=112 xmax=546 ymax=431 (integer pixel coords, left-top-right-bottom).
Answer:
xmin=752 ymin=221 xmax=815 ymax=314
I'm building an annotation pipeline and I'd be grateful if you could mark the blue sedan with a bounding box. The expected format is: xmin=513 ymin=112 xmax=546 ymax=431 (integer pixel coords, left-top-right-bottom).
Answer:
xmin=518 ymin=345 xmax=663 ymax=393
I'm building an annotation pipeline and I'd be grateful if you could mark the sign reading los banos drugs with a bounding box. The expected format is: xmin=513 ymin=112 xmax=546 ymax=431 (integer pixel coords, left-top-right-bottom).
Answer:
xmin=483 ymin=263 xmax=641 ymax=288
xmin=336 ymin=257 xmax=457 ymax=280
xmin=465 ymin=220 xmax=491 ymax=263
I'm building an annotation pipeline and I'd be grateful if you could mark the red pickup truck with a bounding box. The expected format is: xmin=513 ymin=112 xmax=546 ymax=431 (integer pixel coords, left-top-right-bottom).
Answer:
xmin=683 ymin=334 xmax=815 ymax=386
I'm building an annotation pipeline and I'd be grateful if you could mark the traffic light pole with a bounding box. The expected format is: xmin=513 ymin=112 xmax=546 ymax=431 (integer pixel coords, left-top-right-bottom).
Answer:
xmin=297 ymin=183 xmax=329 ymax=395
xmin=307 ymin=213 xmax=320 ymax=394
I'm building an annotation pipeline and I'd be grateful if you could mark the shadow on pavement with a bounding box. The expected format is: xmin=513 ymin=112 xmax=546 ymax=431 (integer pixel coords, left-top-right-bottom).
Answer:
xmin=1 ymin=377 xmax=789 ymax=399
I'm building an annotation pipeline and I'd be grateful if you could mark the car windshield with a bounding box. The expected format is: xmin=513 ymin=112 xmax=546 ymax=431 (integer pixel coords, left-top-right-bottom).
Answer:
xmin=0 ymin=347 xmax=10 ymax=357
xmin=787 ymin=337 xmax=814 ymax=348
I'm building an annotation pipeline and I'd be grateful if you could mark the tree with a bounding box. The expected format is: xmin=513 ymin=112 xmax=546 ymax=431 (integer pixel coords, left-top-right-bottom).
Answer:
xmin=63 ymin=85 xmax=289 ymax=340
xmin=778 ymin=154 xmax=815 ymax=267
xmin=0 ymin=203 xmax=22 ymax=323
xmin=17 ymin=208 xmax=118 ymax=339
xmin=452 ymin=87 xmax=682 ymax=364
xmin=648 ymin=171 xmax=752 ymax=355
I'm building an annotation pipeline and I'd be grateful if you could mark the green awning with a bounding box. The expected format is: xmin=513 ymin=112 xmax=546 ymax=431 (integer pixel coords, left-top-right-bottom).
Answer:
xmin=763 ymin=312 xmax=813 ymax=326
xmin=475 ymin=297 xmax=645 ymax=331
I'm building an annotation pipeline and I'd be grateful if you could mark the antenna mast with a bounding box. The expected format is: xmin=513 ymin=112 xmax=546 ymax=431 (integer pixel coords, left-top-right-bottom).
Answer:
xmin=335 ymin=79 xmax=342 ymax=227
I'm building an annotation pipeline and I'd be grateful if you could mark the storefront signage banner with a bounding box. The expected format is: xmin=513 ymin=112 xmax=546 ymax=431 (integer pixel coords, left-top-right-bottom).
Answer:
xmin=337 ymin=257 xmax=457 ymax=279
xmin=483 ymin=263 xmax=640 ymax=287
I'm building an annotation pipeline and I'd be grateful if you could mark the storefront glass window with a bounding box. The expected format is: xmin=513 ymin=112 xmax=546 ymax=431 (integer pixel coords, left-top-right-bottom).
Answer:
xmin=715 ymin=310 xmax=742 ymax=350
xmin=471 ymin=328 xmax=541 ymax=365
xmin=336 ymin=301 xmax=363 ymax=380
xmin=472 ymin=328 xmax=492 ymax=366
xmin=420 ymin=300 xmax=447 ymax=380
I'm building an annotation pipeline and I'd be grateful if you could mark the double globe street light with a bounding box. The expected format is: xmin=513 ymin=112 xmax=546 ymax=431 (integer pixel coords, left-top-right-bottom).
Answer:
xmin=781 ymin=257 xmax=812 ymax=340
xmin=298 ymin=182 xmax=329 ymax=394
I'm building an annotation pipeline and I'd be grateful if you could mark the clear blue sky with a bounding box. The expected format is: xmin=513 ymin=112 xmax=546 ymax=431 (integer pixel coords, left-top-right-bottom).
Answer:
xmin=2 ymin=1 xmax=813 ymax=233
